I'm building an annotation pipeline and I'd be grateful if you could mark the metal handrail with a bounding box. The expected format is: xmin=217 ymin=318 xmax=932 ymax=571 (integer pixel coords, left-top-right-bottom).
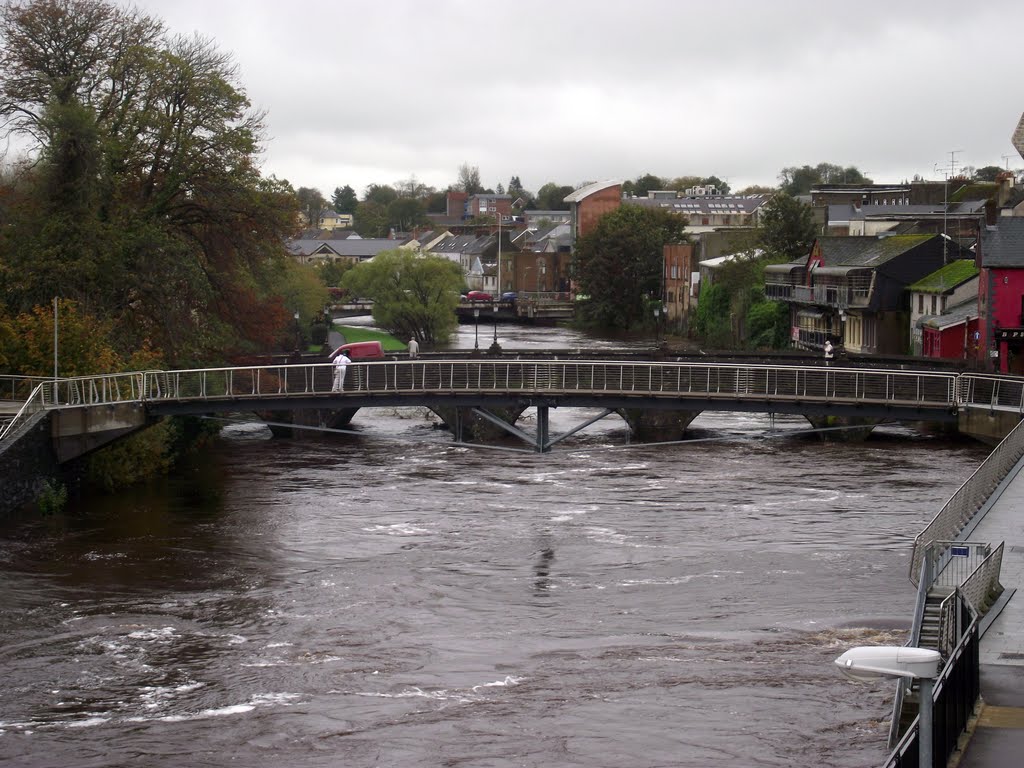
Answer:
xmin=959 ymin=542 xmax=1004 ymax=617
xmin=0 ymin=384 xmax=47 ymax=444
xmin=22 ymin=360 xmax=961 ymax=410
xmin=909 ymin=415 xmax=1024 ymax=584
xmin=886 ymin=594 xmax=980 ymax=767
xmin=958 ymin=373 xmax=1024 ymax=413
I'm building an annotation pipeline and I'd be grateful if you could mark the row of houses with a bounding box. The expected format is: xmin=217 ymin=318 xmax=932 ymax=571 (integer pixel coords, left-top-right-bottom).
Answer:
xmin=288 ymin=150 xmax=1024 ymax=371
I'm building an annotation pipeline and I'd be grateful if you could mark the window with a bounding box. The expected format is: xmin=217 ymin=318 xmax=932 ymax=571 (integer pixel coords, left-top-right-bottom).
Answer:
xmin=918 ymin=294 xmax=924 ymax=313
xmin=931 ymin=296 xmax=937 ymax=314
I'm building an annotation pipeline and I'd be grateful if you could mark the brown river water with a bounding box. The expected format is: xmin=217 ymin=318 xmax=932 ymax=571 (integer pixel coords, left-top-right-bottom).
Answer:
xmin=0 ymin=324 xmax=991 ymax=767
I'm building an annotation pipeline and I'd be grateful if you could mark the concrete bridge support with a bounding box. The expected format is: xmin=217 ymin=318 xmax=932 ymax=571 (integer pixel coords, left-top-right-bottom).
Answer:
xmin=51 ymin=403 xmax=148 ymax=462
xmin=958 ymin=408 xmax=1023 ymax=446
xmin=0 ymin=412 xmax=58 ymax=516
xmin=619 ymin=408 xmax=702 ymax=442
xmin=433 ymin=405 xmax=530 ymax=444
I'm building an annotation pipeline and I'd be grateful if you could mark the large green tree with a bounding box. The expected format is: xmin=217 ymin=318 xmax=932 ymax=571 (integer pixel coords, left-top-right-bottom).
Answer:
xmin=0 ymin=0 xmax=298 ymax=366
xmin=353 ymin=200 xmax=390 ymax=237
xmin=331 ymin=184 xmax=358 ymax=214
xmin=758 ymin=193 xmax=818 ymax=261
xmin=340 ymin=250 xmax=462 ymax=347
xmin=778 ymin=163 xmax=872 ymax=195
xmin=573 ymin=205 xmax=689 ymax=329
xmin=534 ymin=182 xmax=574 ymax=210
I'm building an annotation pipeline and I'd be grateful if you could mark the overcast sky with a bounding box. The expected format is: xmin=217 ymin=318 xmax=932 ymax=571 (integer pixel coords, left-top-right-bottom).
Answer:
xmin=126 ymin=0 xmax=1024 ymax=200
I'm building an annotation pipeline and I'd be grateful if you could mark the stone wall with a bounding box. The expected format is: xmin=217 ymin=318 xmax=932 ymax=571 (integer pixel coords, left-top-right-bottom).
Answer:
xmin=0 ymin=412 xmax=58 ymax=517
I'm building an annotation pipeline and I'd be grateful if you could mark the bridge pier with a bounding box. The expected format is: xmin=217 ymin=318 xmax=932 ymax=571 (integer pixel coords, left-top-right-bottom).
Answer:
xmin=620 ymin=408 xmax=701 ymax=442
xmin=958 ymin=408 xmax=1023 ymax=446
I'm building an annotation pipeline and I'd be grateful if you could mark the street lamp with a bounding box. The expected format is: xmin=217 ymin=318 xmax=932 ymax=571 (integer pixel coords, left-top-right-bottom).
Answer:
xmin=293 ymin=310 xmax=301 ymax=353
xmin=473 ymin=307 xmax=480 ymax=352
xmin=490 ymin=302 xmax=500 ymax=352
xmin=834 ymin=646 xmax=941 ymax=768
xmin=653 ymin=305 xmax=662 ymax=345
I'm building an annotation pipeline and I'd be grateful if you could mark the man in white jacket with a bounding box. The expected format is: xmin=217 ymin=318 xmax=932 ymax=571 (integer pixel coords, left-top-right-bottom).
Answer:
xmin=332 ymin=351 xmax=349 ymax=391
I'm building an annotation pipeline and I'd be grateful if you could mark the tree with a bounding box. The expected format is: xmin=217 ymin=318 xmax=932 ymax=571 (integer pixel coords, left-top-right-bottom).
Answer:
xmin=274 ymin=259 xmax=329 ymax=349
xmin=974 ymin=165 xmax=1006 ymax=182
xmin=316 ymin=259 xmax=353 ymax=288
xmin=394 ymin=175 xmax=432 ymax=199
xmin=573 ymin=205 xmax=689 ymax=329
xmin=331 ymin=184 xmax=358 ymax=214
xmin=668 ymin=176 xmax=703 ymax=193
xmin=737 ymin=184 xmax=776 ymax=195
xmin=779 ymin=163 xmax=872 ymax=195
xmin=364 ymin=183 xmax=397 ymax=206
xmin=758 ymin=193 xmax=817 ymax=261
xmin=457 ymin=163 xmax=483 ymax=195
xmin=340 ymin=250 xmax=462 ymax=347
xmin=353 ymin=200 xmax=389 ymax=237
xmin=621 ymin=173 xmax=664 ymax=198
xmin=0 ymin=0 xmax=299 ymax=366
xmin=296 ymin=186 xmax=327 ymax=227
xmin=387 ymin=196 xmax=426 ymax=232
xmin=534 ymin=182 xmax=574 ymax=210
xmin=702 ymin=175 xmax=731 ymax=195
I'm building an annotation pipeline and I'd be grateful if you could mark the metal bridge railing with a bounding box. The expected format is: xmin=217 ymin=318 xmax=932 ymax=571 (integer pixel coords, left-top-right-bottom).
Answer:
xmin=0 ymin=383 xmax=47 ymax=444
xmin=76 ymin=360 xmax=963 ymax=410
xmin=958 ymin=373 xmax=1024 ymax=413
xmin=0 ymin=375 xmax=53 ymax=403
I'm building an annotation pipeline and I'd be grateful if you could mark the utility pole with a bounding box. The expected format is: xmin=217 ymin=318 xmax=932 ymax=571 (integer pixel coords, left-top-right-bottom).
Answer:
xmin=935 ymin=151 xmax=962 ymax=265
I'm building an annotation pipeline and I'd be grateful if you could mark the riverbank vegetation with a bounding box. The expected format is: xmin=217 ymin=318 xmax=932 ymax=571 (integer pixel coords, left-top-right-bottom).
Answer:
xmin=340 ymin=250 xmax=463 ymax=348
xmin=694 ymin=193 xmax=817 ymax=350
xmin=0 ymin=0 xmax=304 ymax=492
xmin=572 ymin=206 xmax=689 ymax=330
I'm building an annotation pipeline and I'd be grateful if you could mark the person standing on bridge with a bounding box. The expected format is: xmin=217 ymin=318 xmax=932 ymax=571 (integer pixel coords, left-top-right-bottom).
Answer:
xmin=332 ymin=350 xmax=349 ymax=392
xmin=407 ymin=337 xmax=419 ymax=359
xmin=824 ymin=339 xmax=834 ymax=365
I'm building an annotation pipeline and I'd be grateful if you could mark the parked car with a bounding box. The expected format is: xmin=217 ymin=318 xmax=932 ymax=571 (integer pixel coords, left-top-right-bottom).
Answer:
xmin=329 ymin=340 xmax=385 ymax=361
xmin=500 ymin=291 xmax=517 ymax=302
xmin=466 ymin=290 xmax=493 ymax=302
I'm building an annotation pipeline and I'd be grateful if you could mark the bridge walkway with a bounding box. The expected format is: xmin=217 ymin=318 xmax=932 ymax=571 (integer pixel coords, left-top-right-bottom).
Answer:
xmin=956 ymin=460 xmax=1024 ymax=766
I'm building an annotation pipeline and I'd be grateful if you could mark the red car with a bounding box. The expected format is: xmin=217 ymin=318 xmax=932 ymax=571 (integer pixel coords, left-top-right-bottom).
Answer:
xmin=466 ymin=290 xmax=493 ymax=302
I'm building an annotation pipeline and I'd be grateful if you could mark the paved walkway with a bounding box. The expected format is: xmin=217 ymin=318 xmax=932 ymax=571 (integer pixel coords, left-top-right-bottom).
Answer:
xmin=954 ymin=459 xmax=1024 ymax=767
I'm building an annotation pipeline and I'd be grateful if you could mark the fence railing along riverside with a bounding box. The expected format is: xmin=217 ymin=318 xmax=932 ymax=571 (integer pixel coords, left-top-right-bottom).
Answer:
xmin=908 ymin=415 xmax=1024 ymax=585
xmin=884 ymin=597 xmax=980 ymax=768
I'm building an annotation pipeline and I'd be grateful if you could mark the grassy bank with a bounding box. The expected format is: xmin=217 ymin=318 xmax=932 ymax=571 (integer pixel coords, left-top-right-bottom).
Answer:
xmin=335 ymin=325 xmax=408 ymax=352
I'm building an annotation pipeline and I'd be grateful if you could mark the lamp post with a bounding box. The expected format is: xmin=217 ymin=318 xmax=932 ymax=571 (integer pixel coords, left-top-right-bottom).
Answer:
xmin=834 ymin=646 xmax=941 ymax=768
xmin=490 ymin=302 xmax=500 ymax=352
xmin=653 ymin=305 xmax=662 ymax=346
xmin=473 ymin=307 xmax=480 ymax=353
xmin=293 ymin=310 xmax=301 ymax=353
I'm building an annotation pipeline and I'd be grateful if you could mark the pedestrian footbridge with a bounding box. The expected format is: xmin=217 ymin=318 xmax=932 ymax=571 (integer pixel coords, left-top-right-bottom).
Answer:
xmin=1 ymin=358 xmax=1023 ymax=462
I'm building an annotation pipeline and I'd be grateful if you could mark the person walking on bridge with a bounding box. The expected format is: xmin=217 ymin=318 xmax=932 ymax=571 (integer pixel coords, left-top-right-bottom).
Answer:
xmin=332 ymin=350 xmax=350 ymax=392
xmin=407 ymin=337 xmax=419 ymax=359
xmin=824 ymin=339 xmax=834 ymax=365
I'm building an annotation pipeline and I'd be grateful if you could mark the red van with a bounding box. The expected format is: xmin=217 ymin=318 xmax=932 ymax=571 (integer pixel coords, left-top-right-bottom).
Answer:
xmin=330 ymin=340 xmax=385 ymax=361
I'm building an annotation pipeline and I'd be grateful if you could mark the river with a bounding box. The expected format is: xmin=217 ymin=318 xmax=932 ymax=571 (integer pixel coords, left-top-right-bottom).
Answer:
xmin=0 ymin=323 xmax=990 ymax=767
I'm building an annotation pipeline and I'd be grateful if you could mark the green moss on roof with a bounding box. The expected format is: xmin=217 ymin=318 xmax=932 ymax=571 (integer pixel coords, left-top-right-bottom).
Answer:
xmin=950 ymin=182 xmax=997 ymax=203
xmin=908 ymin=259 xmax=978 ymax=293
